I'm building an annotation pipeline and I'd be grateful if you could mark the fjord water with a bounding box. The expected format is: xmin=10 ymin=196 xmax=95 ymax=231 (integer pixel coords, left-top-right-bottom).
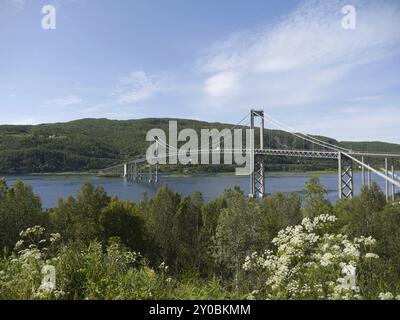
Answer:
xmin=3 ymin=172 xmax=395 ymax=209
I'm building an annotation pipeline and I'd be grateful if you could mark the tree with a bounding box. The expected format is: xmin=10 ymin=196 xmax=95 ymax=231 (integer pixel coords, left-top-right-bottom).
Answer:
xmin=49 ymin=182 xmax=110 ymax=243
xmin=198 ymin=196 xmax=227 ymax=275
xmin=373 ymin=203 xmax=400 ymax=260
xmin=175 ymin=196 xmax=202 ymax=270
xmin=145 ymin=186 xmax=182 ymax=268
xmin=335 ymin=183 xmax=386 ymax=237
xmin=302 ymin=176 xmax=333 ymax=218
xmin=213 ymin=190 xmax=268 ymax=286
xmin=263 ymin=192 xmax=302 ymax=241
xmin=99 ymin=199 xmax=146 ymax=254
xmin=0 ymin=179 xmax=44 ymax=251
xmin=356 ymin=202 xmax=400 ymax=297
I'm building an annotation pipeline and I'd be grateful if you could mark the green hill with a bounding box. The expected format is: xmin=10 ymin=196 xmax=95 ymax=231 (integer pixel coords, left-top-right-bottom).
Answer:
xmin=0 ymin=118 xmax=399 ymax=174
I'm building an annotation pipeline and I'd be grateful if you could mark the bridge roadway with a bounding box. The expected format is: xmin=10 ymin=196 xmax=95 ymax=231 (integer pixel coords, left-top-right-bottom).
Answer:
xmin=99 ymin=149 xmax=400 ymax=200
xmin=256 ymin=149 xmax=400 ymax=159
xmin=105 ymin=148 xmax=400 ymax=167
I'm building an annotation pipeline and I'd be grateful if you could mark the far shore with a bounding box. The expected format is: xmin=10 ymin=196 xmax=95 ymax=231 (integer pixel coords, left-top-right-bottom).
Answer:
xmin=2 ymin=169 xmax=341 ymax=178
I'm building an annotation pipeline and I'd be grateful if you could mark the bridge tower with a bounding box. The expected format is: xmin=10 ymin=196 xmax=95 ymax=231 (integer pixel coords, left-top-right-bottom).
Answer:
xmin=250 ymin=110 xmax=265 ymax=198
xmin=123 ymin=163 xmax=127 ymax=178
xmin=338 ymin=152 xmax=354 ymax=199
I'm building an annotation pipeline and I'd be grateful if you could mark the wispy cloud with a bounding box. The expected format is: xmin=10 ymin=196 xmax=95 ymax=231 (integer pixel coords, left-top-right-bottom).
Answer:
xmin=0 ymin=0 xmax=31 ymax=15
xmin=43 ymin=95 xmax=83 ymax=108
xmin=78 ymin=70 xmax=165 ymax=115
xmin=0 ymin=0 xmax=82 ymax=15
xmin=114 ymin=70 xmax=164 ymax=104
xmin=295 ymin=106 xmax=400 ymax=142
xmin=2 ymin=117 xmax=38 ymax=125
xmin=9 ymin=0 xmax=30 ymax=9
xmin=198 ymin=0 xmax=400 ymax=110
xmin=203 ymin=70 xmax=240 ymax=97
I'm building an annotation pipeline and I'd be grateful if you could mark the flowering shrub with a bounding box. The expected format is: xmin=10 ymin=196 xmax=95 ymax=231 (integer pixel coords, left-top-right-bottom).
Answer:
xmin=242 ymin=215 xmax=378 ymax=300
xmin=378 ymin=292 xmax=400 ymax=300
xmin=0 ymin=226 xmax=63 ymax=299
xmin=0 ymin=226 xmax=234 ymax=300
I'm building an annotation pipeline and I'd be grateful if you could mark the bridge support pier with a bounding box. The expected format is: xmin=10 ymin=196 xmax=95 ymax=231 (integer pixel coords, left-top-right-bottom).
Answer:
xmin=251 ymin=155 xmax=265 ymax=198
xmin=361 ymin=156 xmax=365 ymax=186
xmin=338 ymin=152 xmax=354 ymax=200
xmin=250 ymin=110 xmax=265 ymax=198
xmin=392 ymin=164 xmax=395 ymax=201
xmin=132 ymin=163 xmax=135 ymax=180
xmin=131 ymin=162 xmax=136 ymax=181
xmin=123 ymin=161 xmax=159 ymax=184
xmin=368 ymin=164 xmax=372 ymax=187
xmin=149 ymin=165 xmax=153 ymax=183
xmin=385 ymin=158 xmax=389 ymax=201
xmin=155 ymin=138 xmax=159 ymax=183
xmin=123 ymin=163 xmax=127 ymax=178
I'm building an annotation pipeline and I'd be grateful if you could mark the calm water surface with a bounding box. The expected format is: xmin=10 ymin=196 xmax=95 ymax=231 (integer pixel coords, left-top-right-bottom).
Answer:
xmin=3 ymin=172 xmax=396 ymax=209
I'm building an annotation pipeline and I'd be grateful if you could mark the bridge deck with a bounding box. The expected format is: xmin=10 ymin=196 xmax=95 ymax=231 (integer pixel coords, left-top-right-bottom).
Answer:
xmin=100 ymin=148 xmax=400 ymax=172
xmin=256 ymin=149 xmax=338 ymax=159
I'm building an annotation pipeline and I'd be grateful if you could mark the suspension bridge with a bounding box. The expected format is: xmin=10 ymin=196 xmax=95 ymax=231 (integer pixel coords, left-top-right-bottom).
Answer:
xmin=99 ymin=110 xmax=400 ymax=201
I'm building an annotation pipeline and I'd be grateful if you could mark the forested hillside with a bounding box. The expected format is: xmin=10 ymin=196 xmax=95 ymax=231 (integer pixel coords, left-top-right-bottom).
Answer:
xmin=0 ymin=118 xmax=399 ymax=174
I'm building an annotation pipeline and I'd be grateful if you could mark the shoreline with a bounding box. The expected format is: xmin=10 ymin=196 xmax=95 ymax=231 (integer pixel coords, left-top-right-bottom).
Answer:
xmin=162 ymin=170 xmax=338 ymax=178
xmin=1 ymin=169 xmax=339 ymax=178
xmin=7 ymin=167 xmax=395 ymax=178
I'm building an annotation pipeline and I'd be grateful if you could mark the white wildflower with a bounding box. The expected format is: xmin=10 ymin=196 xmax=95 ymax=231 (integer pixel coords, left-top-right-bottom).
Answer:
xmin=320 ymin=253 xmax=334 ymax=267
xmin=14 ymin=240 xmax=24 ymax=250
xmin=243 ymin=214 xmax=376 ymax=300
xmin=379 ymin=292 xmax=395 ymax=300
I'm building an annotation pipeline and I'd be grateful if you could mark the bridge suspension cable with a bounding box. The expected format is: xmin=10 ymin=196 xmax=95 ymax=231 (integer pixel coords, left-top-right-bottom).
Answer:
xmin=154 ymin=112 xmax=251 ymax=153
xmin=262 ymin=113 xmax=352 ymax=153
xmin=260 ymin=114 xmax=342 ymax=152
xmin=344 ymin=152 xmax=400 ymax=188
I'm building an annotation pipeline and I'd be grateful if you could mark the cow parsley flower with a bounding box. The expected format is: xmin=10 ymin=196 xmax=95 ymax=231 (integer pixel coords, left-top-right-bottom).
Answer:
xmin=242 ymin=213 xmax=376 ymax=300
xmin=379 ymin=292 xmax=395 ymax=300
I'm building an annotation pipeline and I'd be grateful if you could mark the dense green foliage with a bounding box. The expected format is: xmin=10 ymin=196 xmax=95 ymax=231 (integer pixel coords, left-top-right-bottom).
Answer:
xmin=1 ymin=118 xmax=399 ymax=173
xmin=1 ymin=177 xmax=400 ymax=300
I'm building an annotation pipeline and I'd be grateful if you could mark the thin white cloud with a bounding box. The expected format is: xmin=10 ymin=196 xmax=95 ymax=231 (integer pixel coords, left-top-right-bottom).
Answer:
xmin=0 ymin=0 xmax=30 ymax=16
xmin=43 ymin=95 xmax=83 ymax=108
xmin=294 ymin=107 xmax=400 ymax=143
xmin=114 ymin=70 xmax=164 ymax=104
xmin=0 ymin=0 xmax=83 ymax=16
xmin=2 ymin=117 xmax=38 ymax=125
xmin=10 ymin=0 xmax=30 ymax=9
xmin=198 ymin=0 xmax=400 ymax=110
xmin=203 ymin=70 xmax=240 ymax=97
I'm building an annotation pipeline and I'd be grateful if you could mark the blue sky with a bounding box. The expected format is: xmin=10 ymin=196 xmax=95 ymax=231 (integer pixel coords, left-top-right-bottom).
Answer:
xmin=1 ymin=0 xmax=400 ymax=143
